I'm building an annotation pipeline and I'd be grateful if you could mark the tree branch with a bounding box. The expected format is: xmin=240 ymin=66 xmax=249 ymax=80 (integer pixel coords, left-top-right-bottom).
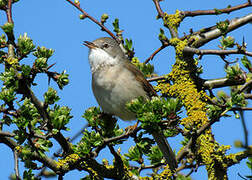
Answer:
xmin=14 ymin=150 xmax=21 ymax=180
xmin=191 ymin=13 xmax=252 ymax=48
xmin=203 ymin=77 xmax=246 ymax=89
xmin=6 ymin=0 xmax=14 ymax=24
xmin=0 ymin=136 xmax=67 ymax=174
xmin=144 ymin=44 xmax=168 ymax=64
xmin=182 ymin=1 xmax=252 ymax=18
xmin=147 ymin=76 xmax=246 ymax=89
xmin=183 ymin=47 xmax=252 ymax=57
xmin=20 ymin=83 xmax=72 ymax=154
xmin=65 ymin=0 xmax=119 ymax=43
xmin=152 ymin=0 xmax=178 ymax=38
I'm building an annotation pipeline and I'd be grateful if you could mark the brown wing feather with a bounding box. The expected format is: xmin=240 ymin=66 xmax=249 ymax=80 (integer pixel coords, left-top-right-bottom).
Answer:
xmin=124 ymin=62 xmax=157 ymax=98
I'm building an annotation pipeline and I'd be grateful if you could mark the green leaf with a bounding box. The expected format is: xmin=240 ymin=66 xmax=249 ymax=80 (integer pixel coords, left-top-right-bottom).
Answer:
xmin=44 ymin=87 xmax=60 ymax=105
xmin=49 ymin=105 xmax=72 ymax=130
xmin=56 ymin=70 xmax=69 ymax=89
xmin=231 ymin=92 xmax=247 ymax=107
xmin=112 ymin=18 xmax=119 ymax=33
xmin=101 ymin=13 xmax=109 ymax=24
xmin=1 ymin=22 xmax=14 ymax=35
xmin=35 ymin=57 xmax=48 ymax=71
xmin=0 ymin=67 xmax=18 ymax=88
xmin=147 ymin=146 xmax=163 ymax=165
xmin=0 ymin=87 xmax=15 ymax=103
xmin=14 ymin=98 xmax=40 ymax=129
xmin=23 ymin=169 xmax=38 ymax=180
xmin=176 ymin=174 xmax=192 ymax=180
xmin=241 ymin=56 xmax=251 ymax=71
xmin=21 ymin=65 xmax=32 ymax=78
xmin=125 ymin=145 xmax=142 ymax=163
xmin=216 ymin=20 xmax=229 ymax=35
xmin=82 ymin=106 xmax=101 ymax=127
xmin=131 ymin=57 xmax=154 ymax=78
xmin=225 ymin=64 xmax=243 ymax=80
xmin=33 ymin=46 xmax=54 ymax=59
xmin=158 ymin=28 xmax=167 ymax=41
xmin=0 ymin=33 xmax=7 ymax=45
xmin=17 ymin=33 xmax=36 ymax=56
xmin=220 ymin=36 xmax=235 ymax=50
xmin=246 ymin=157 xmax=252 ymax=169
xmin=75 ymin=129 xmax=102 ymax=155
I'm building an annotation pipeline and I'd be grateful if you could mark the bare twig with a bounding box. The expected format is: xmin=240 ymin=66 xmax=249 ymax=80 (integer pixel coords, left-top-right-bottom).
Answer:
xmin=6 ymin=0 xmax=13 ymax=24
xmin=244 ymin=93 xmax=252 ymax=99
xmin=152 ymin=0 xmax=164 ymax=18
xmin=0 ymin=131 xmax=15 ymax=137
xmin=147 ymin=76 xmax=166 ymax=82
xmin=144 ymin=45 xmax=168 ymax=64
xmin=238 ymin=80 xmax=252 ymax=93
xmin=182 ymin=1 xmax=252 ymax=18
xmin=92 ymin=126 xmax=142 ymax=157
xmin=239 ymin=111 xmax=248 ymax=148
xmin=230 ymin=107 xmax=252 ymax=111
xmin=183 ymin=47 xmax=252 ymax=57
xmin=65 ymin=0 xmax=119 ymax=43
xmin=139 ymin=163 xmax=164 ymax=173
xmin=203 ymin=77 xmax=246 ymax=89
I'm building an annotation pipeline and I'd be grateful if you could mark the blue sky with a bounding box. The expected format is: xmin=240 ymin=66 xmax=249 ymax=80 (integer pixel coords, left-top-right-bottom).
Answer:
xmin=0 ymin=0 xmax=251 ymax=179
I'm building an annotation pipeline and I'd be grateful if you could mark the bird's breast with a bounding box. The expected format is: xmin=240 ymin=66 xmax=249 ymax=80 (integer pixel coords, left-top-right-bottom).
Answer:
xmin=92 ymin=65 xmax=148 ymax=120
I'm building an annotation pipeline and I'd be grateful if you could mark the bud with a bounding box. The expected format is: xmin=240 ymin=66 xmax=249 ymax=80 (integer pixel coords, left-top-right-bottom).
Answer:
xmin=79 ymin=14 xmax=86 ymax=20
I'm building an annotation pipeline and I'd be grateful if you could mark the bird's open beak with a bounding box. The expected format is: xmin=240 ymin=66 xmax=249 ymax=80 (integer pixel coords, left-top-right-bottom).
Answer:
xmin=83 ymin=41 xmax=97 ymax=49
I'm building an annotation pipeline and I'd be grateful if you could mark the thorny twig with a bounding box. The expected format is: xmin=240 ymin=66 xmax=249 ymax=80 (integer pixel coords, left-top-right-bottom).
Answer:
xmin=65 ymin=0 xmax=119 ymax=43
xmin=181 ymin=1 xmax=252 ymax=19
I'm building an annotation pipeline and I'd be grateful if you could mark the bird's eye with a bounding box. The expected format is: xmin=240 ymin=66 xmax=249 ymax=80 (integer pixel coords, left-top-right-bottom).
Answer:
xmin=102 ymin=43 xmax=109 ymax=49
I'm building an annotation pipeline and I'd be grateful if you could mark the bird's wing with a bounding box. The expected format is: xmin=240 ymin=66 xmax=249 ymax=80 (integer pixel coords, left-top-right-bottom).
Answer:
xmin=124 ymin=62 xmax=157 ymax=98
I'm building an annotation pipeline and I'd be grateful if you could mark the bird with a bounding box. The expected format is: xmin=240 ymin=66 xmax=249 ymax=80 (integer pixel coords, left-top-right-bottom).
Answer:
xmin=84 ymin=37 xmax=177 ymax=171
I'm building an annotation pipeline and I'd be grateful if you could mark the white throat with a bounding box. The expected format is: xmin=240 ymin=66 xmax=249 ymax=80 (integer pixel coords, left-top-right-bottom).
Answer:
xmin=88 ymin=48 xmax=119 ymax=73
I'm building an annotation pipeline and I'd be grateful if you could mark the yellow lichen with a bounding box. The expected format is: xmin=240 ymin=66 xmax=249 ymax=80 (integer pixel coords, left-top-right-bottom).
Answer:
xmin=169 ymin=38 xmax=188 ymax=56
xmin=56 ymin=154 xmax=80 ymax=169
xmin=155 ymin=38 xmax=230 ymax=179
xmin=6 ymin=57 xmax=18 ymax=65
xmin=163 ymin=10 xmax=183 ymax=33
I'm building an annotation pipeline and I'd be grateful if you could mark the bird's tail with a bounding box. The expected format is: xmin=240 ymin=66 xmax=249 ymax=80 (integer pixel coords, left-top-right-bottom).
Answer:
xmin=152 ymin=131 xmax=177 ymax=171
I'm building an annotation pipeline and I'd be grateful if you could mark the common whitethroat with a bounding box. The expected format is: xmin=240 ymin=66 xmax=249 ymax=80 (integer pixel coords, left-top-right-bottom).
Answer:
xmin=84 ymin=37 xmax=177 ymax=170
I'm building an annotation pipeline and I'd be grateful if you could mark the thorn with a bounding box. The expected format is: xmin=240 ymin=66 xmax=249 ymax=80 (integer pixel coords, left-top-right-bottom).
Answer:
xmin=47 ymin=63 xmax=56 ymax=70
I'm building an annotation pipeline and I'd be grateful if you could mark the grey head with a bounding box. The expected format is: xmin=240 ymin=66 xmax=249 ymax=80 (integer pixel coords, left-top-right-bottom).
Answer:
xmin=84 ymin=37 xmax=126 ymax=60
